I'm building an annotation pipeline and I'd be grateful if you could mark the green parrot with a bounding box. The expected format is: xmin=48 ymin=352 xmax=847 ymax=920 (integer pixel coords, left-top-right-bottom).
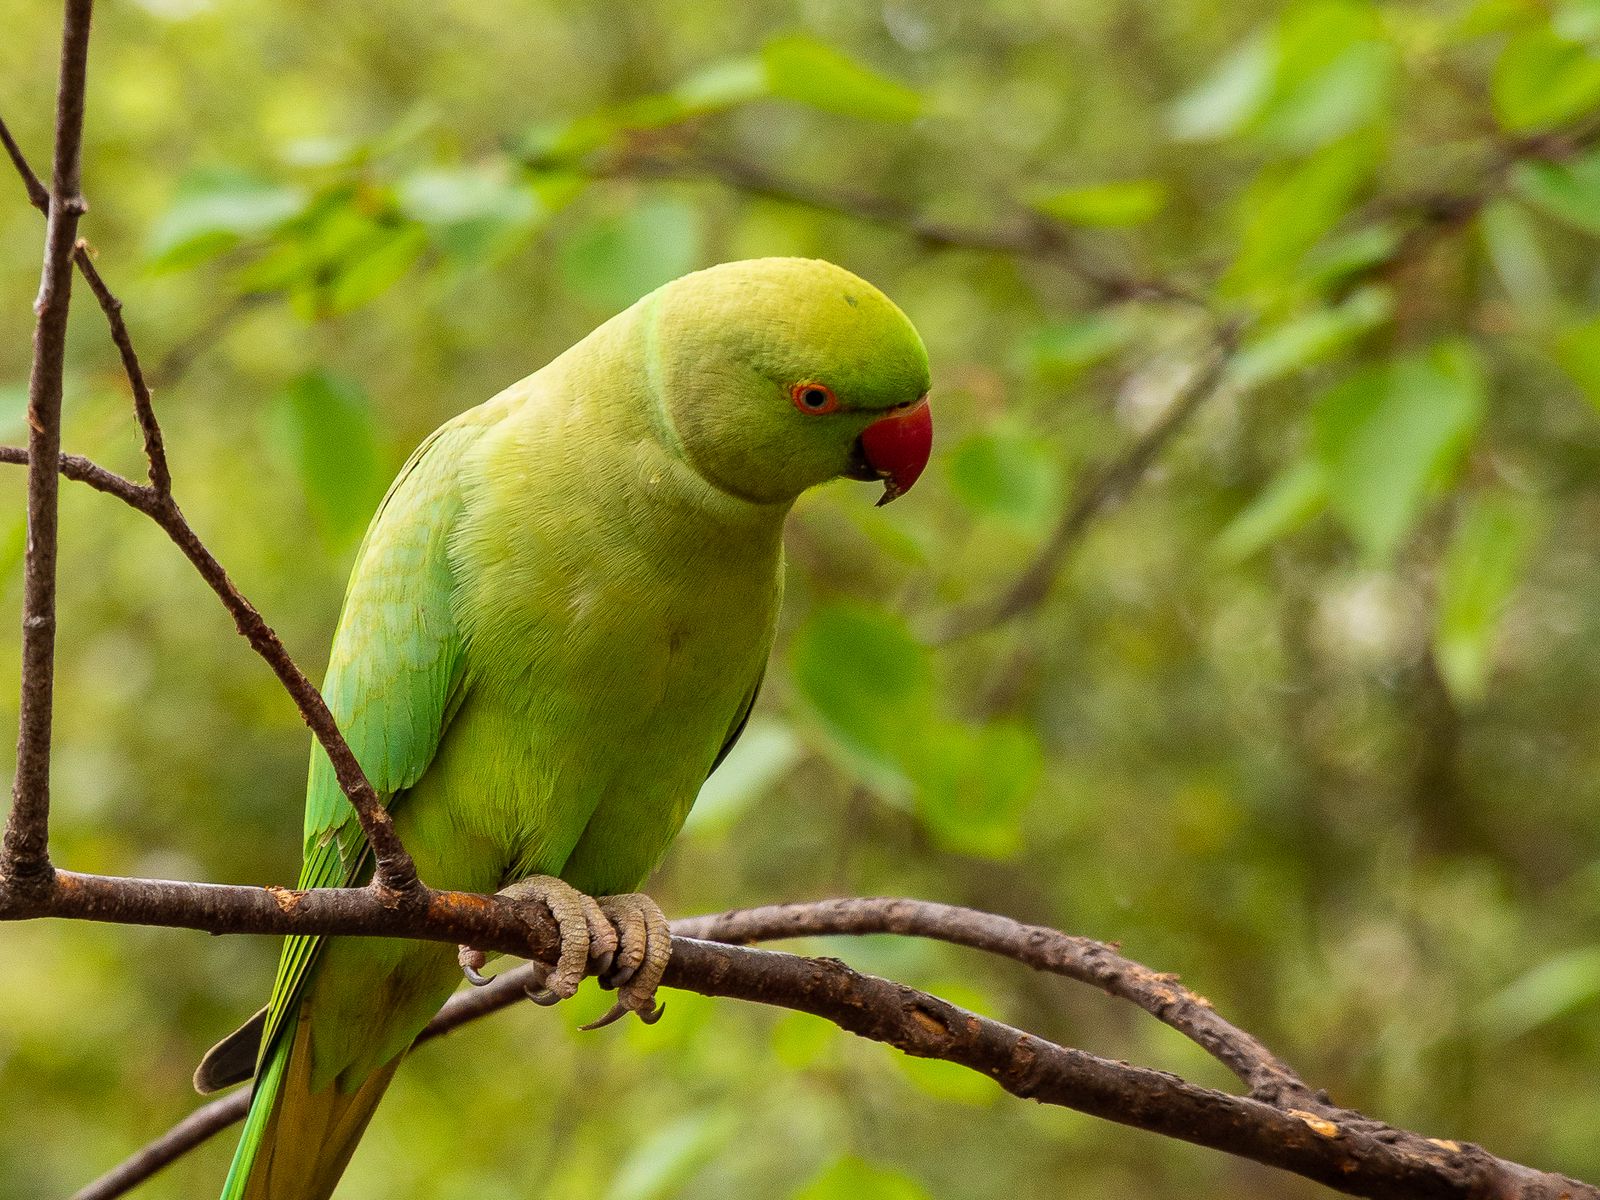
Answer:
xmin=197 ymin=257 xmax=933 ymax=1199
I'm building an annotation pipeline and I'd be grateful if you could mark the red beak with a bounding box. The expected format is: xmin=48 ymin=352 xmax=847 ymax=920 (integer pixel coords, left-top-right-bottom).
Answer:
xmin=858 ymin=396 xmax=932 ymax=506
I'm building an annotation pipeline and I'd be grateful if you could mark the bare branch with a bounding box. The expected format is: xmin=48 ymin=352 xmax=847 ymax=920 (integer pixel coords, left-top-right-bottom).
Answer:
xmin=0 ymin=119 xmax=419 ymax=899
xmin=72 ymin=1093 xmax=247 ymax=1200
xmin=137 ymin=490 xmax=421 ymax=893
xmin=595 ymin=147 xmax=1203 ymax=309
xmin=0 ymin=115 xmax=50 ymax=210
xmin=1 ymin=0 xmax=97 ymax=892
xmin=36 ymin=881 xmax=1591 ymax=1200
xmin=671 ymin=897 xmax=1314 ymax=1105
xmin=936 ymin=325 xmax=1240 ymax=643
xmin=72 ymin=242 xmax=171 ymax=494
xmin=0 ymin=446 xmax=153 ymax=510
xmin=0 ymin=119 xmax=169 ymax=494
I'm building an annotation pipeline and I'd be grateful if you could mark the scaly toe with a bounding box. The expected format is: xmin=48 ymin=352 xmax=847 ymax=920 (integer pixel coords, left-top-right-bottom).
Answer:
xmin=497 ymin=875 xmax=600 ymax=1003
xmin=583 ymin=893 xmax=671 ymax=1029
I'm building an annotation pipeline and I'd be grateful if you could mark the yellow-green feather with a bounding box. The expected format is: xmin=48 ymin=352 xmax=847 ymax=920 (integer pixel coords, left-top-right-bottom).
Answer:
xmin=220 ymin=259 xmax=929 ymax=1199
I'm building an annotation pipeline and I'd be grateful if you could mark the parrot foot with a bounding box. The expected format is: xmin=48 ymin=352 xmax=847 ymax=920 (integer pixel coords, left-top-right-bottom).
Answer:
xmin=457 ymin=875 xmax=620 ymax=1003
xmin=580 ymin=892 xmax=671 ymax=1031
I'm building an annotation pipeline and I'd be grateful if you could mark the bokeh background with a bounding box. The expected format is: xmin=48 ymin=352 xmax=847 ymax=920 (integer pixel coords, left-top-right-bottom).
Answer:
xmin=4 ymin=0 xmax=1600 ymax=1196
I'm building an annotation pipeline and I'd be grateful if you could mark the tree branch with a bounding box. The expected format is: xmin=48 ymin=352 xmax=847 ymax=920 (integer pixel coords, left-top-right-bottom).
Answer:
xmin=670 ymin=897 xmax=1314 ymax=1105
xmin=1 ymin=0 xmax=96 ymax=893
xmin=0 ymin=111 xmax=419 ymax=898
xmin=1 ymin=114 xmax=170 ymax=495
xmin=936 ymin=324 xmax=1241 ymax=643
xmin=8 ymin=26 xmax=1599 ymax=1200
xmin=31 ymin=881 xmax=1589 ymax=1200
xmin=601 ymin=147 xmax=1203 ymax=308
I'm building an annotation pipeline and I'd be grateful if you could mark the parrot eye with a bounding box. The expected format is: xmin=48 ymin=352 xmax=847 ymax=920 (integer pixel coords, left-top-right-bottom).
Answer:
xmin=790 ymin=382 xmax=839 ymax=414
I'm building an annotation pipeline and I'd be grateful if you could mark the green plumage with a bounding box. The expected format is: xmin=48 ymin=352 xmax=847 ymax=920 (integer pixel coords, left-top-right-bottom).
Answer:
xmin=216 ymin=258 xmax=930 ymax=1199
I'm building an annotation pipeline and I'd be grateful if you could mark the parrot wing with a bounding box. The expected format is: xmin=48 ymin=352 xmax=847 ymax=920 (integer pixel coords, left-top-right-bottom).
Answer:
xmin=253 ymin=409 xmax=491 ymax=1067
xmin=709 ymin=667 xmax=764 ymax=775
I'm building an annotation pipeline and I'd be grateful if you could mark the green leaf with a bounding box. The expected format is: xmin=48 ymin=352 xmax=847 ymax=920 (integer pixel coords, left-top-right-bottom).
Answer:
xmin=270 ymin=371 xmax=387 ymax=549
xmin=1434 ymin=490 xmax=1537 ymax=702
xmin=523 ymin=59 xmax=769 ymax=166
xmin=398 ymin=165 xmax=537 ymax=229
xmin=944 ymin=429 xmax=1061 ymax=532
xmin=1254 ymin=2 xmax=1393 ymax=150
xmin=687 ymin=721 xmax=803 ymax=835
xmin=1492 ymin=27 xmax=1600 ymax=131
xmin=1552 ymin=314 xmax=1600 ymax=409
xmin=1479 ymin=199 xmax=1557 ymax=314
xmin=762 ymin=35 xmax=921 ymax=123
xmin=789 ymin=601 xmax=934 ymax=790
xmin=558 ymin=196 xmax=702 ymax=311
xmin=1512 ymin=152 xmax=1600 ymax=237
xmin=1226 ymin=286 xmax=1393 ymax=391
xmin=1212 ymin=459 xmax=1329 ymax=563
xmin=673 ymin=56 xmax=771 ymax=111
xmin=608 ymin=1111 xmax=734 ymax=1200
xmin=795 ymin=1157 xmax=932 ymax=1200
xmin=1312 ymin=344 xmax=1486 ymax=561
xmin=1557 ymin=0 xmax=1600 ymax=41
xmin=398 ymin=164 xmax=540 ymax=263
xmin=1022 ymin=314 xmax=1136 ymax=382
xmin=1454 ymin=0 xmax=1542 ymax=38
xmin=910 ymin=720 xmax=1041 ymax=859
xmin=1168 ymin=31 xmax=1275 ymax=141
xmin=1300 ymin=224 xmax=1401 ymax=288
xmin=1030 ymin=180 xmax=1166 ymax=227
xmin=1225 ymin=131 xmax=1381 ymax=294
xmin=1479 ymin=946 xmax=1600 ymax=1040
xmin=328 ymin=224 xmax=427 ymax=314
xmin=147 ymin=167 xmax=306 ymax=270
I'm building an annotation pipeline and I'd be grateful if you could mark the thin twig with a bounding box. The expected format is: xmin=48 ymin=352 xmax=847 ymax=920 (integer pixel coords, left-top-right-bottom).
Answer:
xmin=1 ymin=0 xmax=97 ymax=892
xmin=936 ymin=325 xmax=1240 ymax=643
xmin=72 ymin=242 xmax=171 ymax=494
xmin=0 ymin=446 xmax=153 ymax=509
xmin=0 ymin=124 xmax=418 ymax=898
xmin=601 ymin=148 xmax=1203 ymax=308
xmin=0 ymin=117 xmax=170 ymax=495
xmin=0 ymin=114 xmax=50 ymax=210
xmin=138 ymin=493 xmax=420 ymax=893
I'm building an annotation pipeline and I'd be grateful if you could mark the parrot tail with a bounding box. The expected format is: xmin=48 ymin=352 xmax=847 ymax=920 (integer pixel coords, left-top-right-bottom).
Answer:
xmin=219 ymin=1006 xmax=401 ymax=1200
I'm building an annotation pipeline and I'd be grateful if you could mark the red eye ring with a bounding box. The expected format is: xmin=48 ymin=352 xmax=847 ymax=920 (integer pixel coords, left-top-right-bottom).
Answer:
xmin=790 ymin=381 xmax=839 ymax=415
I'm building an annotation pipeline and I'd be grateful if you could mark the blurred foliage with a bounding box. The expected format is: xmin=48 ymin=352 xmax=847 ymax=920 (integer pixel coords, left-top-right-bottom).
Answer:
xmin=4 ymin=0 xmax=1600 ymax=1197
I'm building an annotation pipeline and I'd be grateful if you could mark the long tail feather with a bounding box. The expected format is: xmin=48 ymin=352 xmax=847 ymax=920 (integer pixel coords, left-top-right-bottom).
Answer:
xmin=220 ymin=1007 xmax=401 ymax=1200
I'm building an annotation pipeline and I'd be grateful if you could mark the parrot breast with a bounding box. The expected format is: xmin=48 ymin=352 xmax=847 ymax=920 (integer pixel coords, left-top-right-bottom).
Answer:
xmin=436 ymin=377 xmax=786 ymax=897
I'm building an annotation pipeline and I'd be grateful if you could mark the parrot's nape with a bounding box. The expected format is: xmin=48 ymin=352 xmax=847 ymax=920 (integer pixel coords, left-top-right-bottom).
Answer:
xmin=202 ymin=257 xmax=932 ymax=1200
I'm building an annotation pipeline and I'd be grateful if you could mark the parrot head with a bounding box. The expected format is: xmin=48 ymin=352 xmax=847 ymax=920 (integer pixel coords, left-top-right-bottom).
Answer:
xmin=644 ymin=258 xmax=932 ymax=507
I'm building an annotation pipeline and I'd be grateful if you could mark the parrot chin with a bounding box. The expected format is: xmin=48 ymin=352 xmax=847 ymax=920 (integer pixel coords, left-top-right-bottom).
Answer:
xmin=847 ymin=395 xmax=932 ymax=506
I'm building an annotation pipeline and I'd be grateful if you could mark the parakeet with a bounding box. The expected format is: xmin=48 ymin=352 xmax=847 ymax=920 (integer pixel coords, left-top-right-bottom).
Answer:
xmin=198 ymin=257 xmax=933 ymax=1199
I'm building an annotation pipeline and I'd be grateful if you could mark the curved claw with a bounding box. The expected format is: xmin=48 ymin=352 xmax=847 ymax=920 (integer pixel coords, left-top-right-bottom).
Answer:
xmin=458 ymin=945 xmax=492 ymax=987
xmin=582 ymin=893 xmax=671 ymax=1030
xmin=579 ymin=1002 xmax=628 ymax=1032
xmin=524 ymin=983 xmax=564 ymax=1007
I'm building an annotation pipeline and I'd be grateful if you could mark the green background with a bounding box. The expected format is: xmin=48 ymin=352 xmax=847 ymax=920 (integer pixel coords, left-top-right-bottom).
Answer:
xmin=4 ymin=0 xmax=1600 ymax=1196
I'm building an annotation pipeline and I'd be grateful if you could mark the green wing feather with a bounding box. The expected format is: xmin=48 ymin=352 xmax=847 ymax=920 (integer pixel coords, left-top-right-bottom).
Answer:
xmin=710 ymin=668 xmax=763 ymax=775
xmin=258 ymin=412 xmax=488 ymax=1062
